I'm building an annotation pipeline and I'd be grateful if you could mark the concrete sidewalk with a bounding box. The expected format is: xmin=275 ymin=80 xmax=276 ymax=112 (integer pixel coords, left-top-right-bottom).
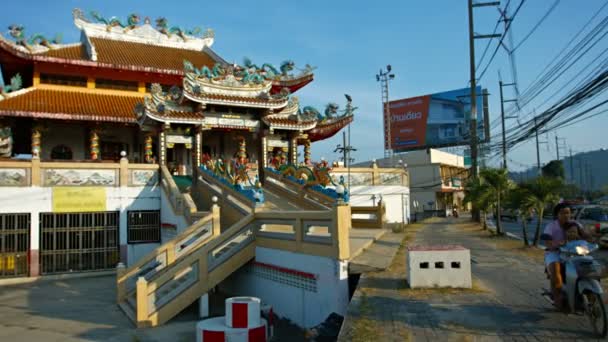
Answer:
xmin=339 ymin=217 xmax=606 ymax=341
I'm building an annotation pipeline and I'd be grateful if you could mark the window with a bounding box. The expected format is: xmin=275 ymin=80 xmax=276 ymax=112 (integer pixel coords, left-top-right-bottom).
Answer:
xmin=50 ymin=145 xmax=73 ymax=160
xmin=127 ymin=210 xmax=160 ymax=244
xmin=95 ymin=78 xmax=138 ymax=91
xmin=40 ymin=73 xmax=87 ymax=87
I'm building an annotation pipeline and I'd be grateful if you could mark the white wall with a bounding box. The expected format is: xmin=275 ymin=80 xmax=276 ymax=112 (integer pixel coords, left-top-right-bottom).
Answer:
xmin=0 ymin=185 xmax=161 ymax=268
xmin=349 ymin=185 xmax=410 ymax=224
xmin=219 ymin=247 xmax=349 ymax=328
xmin=160 ymin=188 xmax=189 ymax=237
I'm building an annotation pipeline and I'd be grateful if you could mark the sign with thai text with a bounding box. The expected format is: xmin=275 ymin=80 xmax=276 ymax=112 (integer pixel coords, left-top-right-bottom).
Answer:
xmin=52 ymin=187 xmax=107 ymax=213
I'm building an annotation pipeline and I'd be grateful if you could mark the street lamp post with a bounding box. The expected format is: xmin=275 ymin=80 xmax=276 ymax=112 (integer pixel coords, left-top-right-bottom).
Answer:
xmin=376 ymin=65 xmax=395 ymax=160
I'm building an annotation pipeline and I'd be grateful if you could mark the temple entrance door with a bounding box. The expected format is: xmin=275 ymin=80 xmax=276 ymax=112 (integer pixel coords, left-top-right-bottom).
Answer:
xmin=167 ymin=144 xmax=192 ymax=176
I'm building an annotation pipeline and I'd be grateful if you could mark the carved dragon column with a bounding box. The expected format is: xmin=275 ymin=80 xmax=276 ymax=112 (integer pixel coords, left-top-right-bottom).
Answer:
xmin=159 ymin=124 xmax=168 ymax=166
xmin=237 ymin=137 xmax=247 ymax=165
xmin=31 ymin=127 xmax=42 ymax=159
xmin=89 ymin=129 xmax=100 ymax=160
xmin=304 ymin=139 xmax=311 ymax=166
xmin=289 ymin=135 xmax=297 ymax=165
xmin=261 ymin=135 xmax=268 ymax=169
xmin=144 ymin=134 xmax=154 ymax=163
xmin=195 ymin=126 xmax=202 ymax=168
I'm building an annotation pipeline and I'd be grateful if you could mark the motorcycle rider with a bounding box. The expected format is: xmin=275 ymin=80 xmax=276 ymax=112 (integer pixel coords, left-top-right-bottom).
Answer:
xmin=543 ymin=203 xmax=592 ymax=310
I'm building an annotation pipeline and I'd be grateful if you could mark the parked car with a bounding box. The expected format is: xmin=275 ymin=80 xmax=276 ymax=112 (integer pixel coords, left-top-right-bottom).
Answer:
xmin=493 ymin=208 xmax=524 ymax=222
xmin=571 ymin=205 xmax=608 ymax=248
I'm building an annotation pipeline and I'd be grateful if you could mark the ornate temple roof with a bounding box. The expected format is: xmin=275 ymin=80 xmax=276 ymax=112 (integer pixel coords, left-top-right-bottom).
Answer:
xmin=0 ymin=87 xmax=142 ymax=123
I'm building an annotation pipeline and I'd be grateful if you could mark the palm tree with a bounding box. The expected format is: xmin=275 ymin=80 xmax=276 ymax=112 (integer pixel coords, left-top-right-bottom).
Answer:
xmin=520 ymin=176 xmax=563 ymax=246
xmin=480 ymin=168 xmax=511 ymax=235
xmin=506 ymin=186 xmax=535 ymax=246
xmin=464 ymin=176 xmax=494 ymax=230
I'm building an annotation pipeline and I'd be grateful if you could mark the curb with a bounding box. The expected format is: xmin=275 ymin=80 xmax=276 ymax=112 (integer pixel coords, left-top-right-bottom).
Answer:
xmin=0 ymin=270 xmax=115 ymax=286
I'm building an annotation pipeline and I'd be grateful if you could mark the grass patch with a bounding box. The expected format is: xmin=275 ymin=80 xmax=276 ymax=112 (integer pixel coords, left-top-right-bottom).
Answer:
xmin=350 ymin=292 xmax=383 ymax=342
xmin=397 ymin=279 xmax=489 ymax=298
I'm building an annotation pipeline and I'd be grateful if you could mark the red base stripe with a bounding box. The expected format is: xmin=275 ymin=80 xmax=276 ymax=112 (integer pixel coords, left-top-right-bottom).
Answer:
xmin=232 ymin=302 xmax=249 ymax=328
xmin=202 ymin=330 xmax=225 ymax=342
xmin=248 ymin=325 xmax=267 ymax=342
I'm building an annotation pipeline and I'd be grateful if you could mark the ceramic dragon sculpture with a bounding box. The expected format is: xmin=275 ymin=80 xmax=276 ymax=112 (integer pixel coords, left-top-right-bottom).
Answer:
xmin=8 ymin=25 xmax=61 ymax=51
xmin=0 ymin=127 xmax=12 ymax=158
xmin=0 ymin=74 xmax=22 ymax=99
xmin=183 ymin=60 xmax=225 ymax=79
xmin=155 ymin=17 xmax=203 ymax=41
xmin=90 ymin=11 xmax=140 ymax=32
xmin=276 ymin=159 xmax=333 ymax=188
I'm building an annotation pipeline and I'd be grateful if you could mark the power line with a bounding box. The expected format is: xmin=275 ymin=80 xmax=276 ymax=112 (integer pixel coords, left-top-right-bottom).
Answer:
xmin=512 ymin=0 xmax=560 ymax=52
xmin=476 ymin=0 xmax=526 ymax=83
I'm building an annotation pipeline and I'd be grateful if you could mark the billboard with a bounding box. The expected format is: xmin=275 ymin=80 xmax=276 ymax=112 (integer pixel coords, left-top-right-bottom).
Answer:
xmin=384 ymin=87 xmax=489 ymax=151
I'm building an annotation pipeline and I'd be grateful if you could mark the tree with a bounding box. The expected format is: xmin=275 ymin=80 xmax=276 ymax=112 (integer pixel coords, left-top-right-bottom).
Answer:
xmin=464 ymin=176 xmax=494 ymax=230
xmin=520 ymin=176 xmax=563 ymax=246
xmin=542 ymin=160 xmax=565 ymax=179
xmin=479 ymin=168 xmax=511 ymax=235
xmin=506 ymin=186 xmax=535 ymax=246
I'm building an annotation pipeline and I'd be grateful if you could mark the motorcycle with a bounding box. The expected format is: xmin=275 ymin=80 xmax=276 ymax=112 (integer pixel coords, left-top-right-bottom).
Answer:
xmin=542 ymin=240 xmax=608 ymax=338
xmin=452 ymin=208 xmax=459 ymax=218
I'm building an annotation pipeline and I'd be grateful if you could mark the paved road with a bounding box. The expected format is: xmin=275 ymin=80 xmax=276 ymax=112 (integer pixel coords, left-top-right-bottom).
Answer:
xmin=340 ymin=217 xmax=608 ymax=341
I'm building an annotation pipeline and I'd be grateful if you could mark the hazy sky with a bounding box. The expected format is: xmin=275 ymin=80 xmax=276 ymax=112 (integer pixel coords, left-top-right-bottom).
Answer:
xmin=1 ymin=0 xmax=607 ymax=170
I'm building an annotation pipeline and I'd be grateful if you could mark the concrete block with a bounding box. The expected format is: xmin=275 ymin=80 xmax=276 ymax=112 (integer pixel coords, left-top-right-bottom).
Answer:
xmin=407 ymin=245 xmax=471 ymax=288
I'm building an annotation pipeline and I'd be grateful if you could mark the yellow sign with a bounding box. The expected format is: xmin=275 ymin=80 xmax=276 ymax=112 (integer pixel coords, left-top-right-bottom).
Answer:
xmin=52 ymin=187 xmax=107 ymax=213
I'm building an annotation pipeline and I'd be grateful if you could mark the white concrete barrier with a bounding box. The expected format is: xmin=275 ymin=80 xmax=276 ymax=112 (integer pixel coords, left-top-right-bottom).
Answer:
xmin=407 ymin=245 xmax=472 ymax=288
xmin=197 ymin=296 xmax=267 ymax=342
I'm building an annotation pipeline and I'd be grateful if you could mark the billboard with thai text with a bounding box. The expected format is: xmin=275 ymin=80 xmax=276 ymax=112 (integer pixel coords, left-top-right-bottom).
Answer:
xmin=384 ymin=87 xmax=489 ymax=151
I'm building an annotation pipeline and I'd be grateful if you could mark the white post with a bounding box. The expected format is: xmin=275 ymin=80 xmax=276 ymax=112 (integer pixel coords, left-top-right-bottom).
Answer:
xmin=199 ymin=293 xmax=209 ymax=318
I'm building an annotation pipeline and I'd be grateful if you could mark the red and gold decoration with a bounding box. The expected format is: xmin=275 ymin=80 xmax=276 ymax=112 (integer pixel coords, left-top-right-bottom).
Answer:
xmin=89 ymin=130 xmax=99 ymax=160
xmin=144 ymin=134 xmax=154 ymax=163
xmin=304 ymin=140 xmax=311 ymax=165
xmin=236 ymin=136 xmax=247 ymax=165
xmin=31 ymin=127 xmax=41 ymax=158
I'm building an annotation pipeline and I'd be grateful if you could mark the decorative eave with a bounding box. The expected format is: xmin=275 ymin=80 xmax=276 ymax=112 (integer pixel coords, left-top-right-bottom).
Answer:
xmin=270 ymin=72 xmax=314 ymax=94
xmin=182 ymin=77 xmax=289 ymax=109
xmin=184 ymin=72 xmax=273 ymax=98
xmin=306 ymin=115 xmax=354 ymax=142
xmin=263 ymin=117 xmax=317 ymax=131
xmin=137 ymin=85 xmax=203 ymax=125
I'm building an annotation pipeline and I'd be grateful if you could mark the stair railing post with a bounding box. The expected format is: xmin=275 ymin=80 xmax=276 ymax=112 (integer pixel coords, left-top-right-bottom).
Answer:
xmin=116 ymin=262 xmax=126 ymax=304
xmin=136 ymin=276 xmax=149 ymax=328
xmin=211 ymin=196 xmax=221 ymax=237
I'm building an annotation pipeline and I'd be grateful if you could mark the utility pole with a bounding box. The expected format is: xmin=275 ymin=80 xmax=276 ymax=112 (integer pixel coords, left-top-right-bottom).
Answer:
xmin=578 ymin=158 xmax=584 ymax=190
xmin=555 ymin=135 xmax=560 ymax=160
xmin=534 ymin=116 xmax=541 ymax=175
xmin=569 ymin=148 xmax=574 ymax=183
xmin=376 ymin=66 xmax=395 ymax=159
xmin=334 ymin=132 xmax=357 ymax=189
xmin=468 ymin=0 xmax=500 ymax=220
xmin=498 ymin=74 xmax=517 ymax=169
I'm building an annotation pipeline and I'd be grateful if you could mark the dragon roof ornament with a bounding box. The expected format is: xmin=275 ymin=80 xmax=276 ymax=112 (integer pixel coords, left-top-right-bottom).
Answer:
xmin=1 ymin=24 xmax=66 ymax=54
xmin=72 ymin=8 xmax=214 ymax=51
